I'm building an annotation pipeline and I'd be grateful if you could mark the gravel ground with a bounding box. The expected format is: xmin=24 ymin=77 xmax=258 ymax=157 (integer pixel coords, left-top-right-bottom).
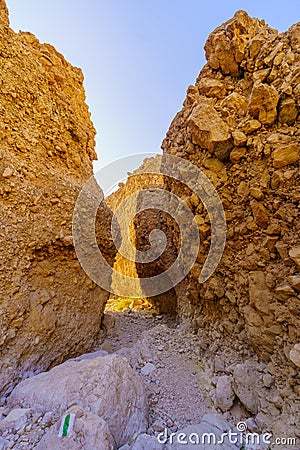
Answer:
xmin=98 ymin=310 xmax=214 ymax=433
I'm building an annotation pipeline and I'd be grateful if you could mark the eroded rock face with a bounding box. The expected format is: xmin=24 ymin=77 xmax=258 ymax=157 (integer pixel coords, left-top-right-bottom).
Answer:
xmin=161 ymin=10 xmax=299 ymax=360
xmin=107 ymin=156 xmax=179 ymax=315
xmin=0 ymin=1 xmax=115 ymax=395
xmin=110 ymin=10 xmax=299 ymax=442
xmin=158 ymin=9 xmax=299 ymax=441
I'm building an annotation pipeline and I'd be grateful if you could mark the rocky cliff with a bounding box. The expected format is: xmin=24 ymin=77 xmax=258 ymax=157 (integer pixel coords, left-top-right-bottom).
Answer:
xmin=162 ymin=10 xmax=300 ymax=354
xmin=0 ymin=0 xmax=115 ymax=395
xmin=161 ymin=9 xmax=299 ymax=362
xmin=159 ymin=10 xmax=300 ymax=435
xmin=111 ymin=10 xmax=299 ymax=440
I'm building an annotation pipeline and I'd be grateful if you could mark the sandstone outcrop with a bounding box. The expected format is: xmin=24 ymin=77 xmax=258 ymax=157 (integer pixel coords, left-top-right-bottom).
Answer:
xmin=0 ymin=0 xmax=115 ymax=395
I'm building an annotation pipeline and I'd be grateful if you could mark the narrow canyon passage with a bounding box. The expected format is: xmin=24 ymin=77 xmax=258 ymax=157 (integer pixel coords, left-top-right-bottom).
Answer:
xmin=0 ymin=2 xmax=299 ymax=449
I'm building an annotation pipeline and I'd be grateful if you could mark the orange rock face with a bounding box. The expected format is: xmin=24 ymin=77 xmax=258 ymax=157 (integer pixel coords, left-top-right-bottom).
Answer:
xmin=0 ymin=1 xmax=115 ymax=394
xmin=111 ymin=10 xmax=299 ymax=440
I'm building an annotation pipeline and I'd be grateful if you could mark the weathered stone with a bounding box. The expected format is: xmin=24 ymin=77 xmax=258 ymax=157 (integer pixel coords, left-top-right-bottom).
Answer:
xmin=202 ymin=157 xmax=224 ymax=173
xmin=2 ymin=167 xmax=13 ymax=178
xmin=188 ymin=99 xmax=233 ymax=160
xmin=132 ymin=433 xmax=164 ymax=449
xmin=289 ymin=246 xmax=300 ymax=269
xmin=198 ymin=79 xmax=226 ymax=99
xmin=248 ymin=83 xmax=279 ymax=125
xmin=190 ymin=193 xmax=200 ymax=208
xmin=248 ymin=271 xmax=270 ymax=312
xmin=8 ymin=354 xmax=148 ymax=446
xmin=262 ymin=374 xmax=274 ymax=388
xmin=289 ymin=344 xmax=300 ymax=368
xmin=221 ymin=92 xmax=248 ymax=117
xmin=274 ymin=284 xmax=295 ymax=300
xmin=36 ymin=406 xmax=115 ymax=450
xmin=278 ymin=97 xmax=298 ymax=124
xmin=101 ymin=313 xmax=116 ymax=336
xmin=140 ymin=362 xmax=156 ymax=376
xmin=250 ymin=187 xmax=264 ymax=200
xmin=0 ymin=408 xmax=31 ymax=432
xmin=265 ymin=222 xmax=281 ymax=235
xmin=251 ymin=200 xmax=269 ymax=228
xmin=240 ymin=119 xmax=261 ymax=134
xmin=186 ymin=84 xmax=201 ymax=103
xmin=275 ymin=241 xmax=288 ymax=259
xmin=230 ymin=147 xmax=246 ymax=163
xmin=215 ymin=375 xmax=235 ymax=412
xmin=288 ymin=276 xmax=300 ymax=292
xmin=233 ymin=364 xmax=259 ymax=414
xmin=272 ymin=143 xmax=299 ymax=168
xmin=249 ymin=36 xmax=265 ymax=59
xmin=232 ymin=131 xmax=247 ymax=147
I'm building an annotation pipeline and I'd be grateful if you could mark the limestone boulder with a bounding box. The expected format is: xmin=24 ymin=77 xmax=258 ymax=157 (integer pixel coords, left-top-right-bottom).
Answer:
xmin=248 ymin=83 xmax=279 ymax=125
xmin=36 ymin=406 xmax=115 ymax=450
xmin=8 ymin=354 xmax=148 ymax=447
xmin=233 ymin=364 xmax=259 ymax=414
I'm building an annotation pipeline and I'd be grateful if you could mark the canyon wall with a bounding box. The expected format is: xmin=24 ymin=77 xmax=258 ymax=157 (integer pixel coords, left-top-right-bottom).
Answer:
xmin=159 ymin=10 xmax=300 ymax=436
xmin=0 ymin=1 xmax=115 ymax=395
xmin=161 ymin=9 xmax=300 ymax=363
xmin=111 ymin=10 xmax=299 ymax=438
xmin=107 ymin=156 xmax=180 ymax=314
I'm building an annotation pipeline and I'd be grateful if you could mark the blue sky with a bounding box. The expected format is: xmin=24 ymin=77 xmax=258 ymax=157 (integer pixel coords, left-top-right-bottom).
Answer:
xmin=7 ymin=1 xmax=299 ymax=173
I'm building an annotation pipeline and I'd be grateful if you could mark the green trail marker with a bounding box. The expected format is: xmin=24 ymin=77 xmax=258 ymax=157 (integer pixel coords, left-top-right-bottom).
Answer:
xmin=58 ymin=413 xmax=75 ymax=438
